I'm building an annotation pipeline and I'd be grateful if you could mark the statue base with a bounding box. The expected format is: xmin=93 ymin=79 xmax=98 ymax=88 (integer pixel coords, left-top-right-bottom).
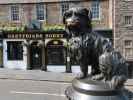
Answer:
xmin=65 ymin=78 xmax=128 ymax=100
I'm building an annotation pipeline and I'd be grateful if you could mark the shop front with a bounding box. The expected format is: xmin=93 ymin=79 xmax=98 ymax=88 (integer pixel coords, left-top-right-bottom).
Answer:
xmin=46 ymin=40 xmax=66 ymax=65
xmin=3 ymin=32 xmax=43 ymax=70
xmin=2 ymin=31 xmax=71 ymax=72
xmin=30 ymin=41 xmax=42 ymax=69
xmin=44 ymin=33 xmax=69 ymax=72
xmin=3 ymin=39 xmax=27 ymax=70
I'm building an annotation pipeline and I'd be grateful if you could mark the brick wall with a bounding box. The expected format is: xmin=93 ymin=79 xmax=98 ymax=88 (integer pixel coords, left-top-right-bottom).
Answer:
xmin=0 ymin=5 xmax=10 ymax=27
xmin=47 ymin=3 xmax=61 ymax=24
xmin=88 ymin=0 xmax=109 ymax=29
xmin=21 ymin=4 xmax=36 ymax=25
xmin=82 ymin=0 xmax=110 ymax=29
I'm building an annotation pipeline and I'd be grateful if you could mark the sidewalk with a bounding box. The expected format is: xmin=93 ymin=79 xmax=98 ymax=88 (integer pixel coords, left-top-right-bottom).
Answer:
xmin=0 ymin=68 xmax=75 ymax=82
xmin=0 ymin=68 xmax=132 ymax=86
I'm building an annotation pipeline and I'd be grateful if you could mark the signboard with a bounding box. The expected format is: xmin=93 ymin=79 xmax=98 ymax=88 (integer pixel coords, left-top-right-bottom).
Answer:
xmin=3 ymin=32 xmax=65 ymax=39
xmin=45 ymin=34 xmax=64 ymax=38
xmin=7 ymin=33 xmax=43 ymax=39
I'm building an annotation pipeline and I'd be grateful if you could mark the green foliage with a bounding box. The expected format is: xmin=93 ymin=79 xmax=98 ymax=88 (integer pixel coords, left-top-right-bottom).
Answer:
xmin=43 ymin=24 xmax=65 ymax=31
xmin=1 ymin=27 xmax=25 ymax=32
xmin=0 ymin=24 xmax=65 ymax=32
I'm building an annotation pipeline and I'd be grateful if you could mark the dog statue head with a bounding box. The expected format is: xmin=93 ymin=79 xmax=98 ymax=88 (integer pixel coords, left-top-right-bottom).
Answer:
xmin=63 ymin=7 xmax=92 ymax=38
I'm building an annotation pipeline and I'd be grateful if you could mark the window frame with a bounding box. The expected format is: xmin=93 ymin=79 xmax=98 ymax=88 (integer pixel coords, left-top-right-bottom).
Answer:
xmin=124 ymin=48 xmax=133 ymax=59
xmin=124 ymin=39 xmax=133 ymax=59
xmin=91 ymin=0 xmax=100 ymax=20
xmin=124 ymin=40 xmax=132 ymax=47
xmin=7 ymin=41 xmax=23 ymax=60
xmin=10 ymin=5 xmax=20 ymax=21
xmin=36 ymin=3 xmax=45 ymax=21
xmin=60 ymin=2 xmax=70 ymax=16
xmin=124 ymin=15 xmax=132 ymax=26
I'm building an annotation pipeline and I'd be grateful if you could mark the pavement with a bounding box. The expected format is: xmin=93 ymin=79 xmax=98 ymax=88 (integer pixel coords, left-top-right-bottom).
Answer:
xmin=0 ymin=68 xmax=75 ymax=82
xmin=0 ymin=68 xmax=133 ymax=86
xmin=0 ymin=68 xmax=133 ymax=100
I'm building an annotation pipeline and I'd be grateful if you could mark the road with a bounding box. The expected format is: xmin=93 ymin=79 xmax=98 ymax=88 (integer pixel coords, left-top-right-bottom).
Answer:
xmin=0 ymin=79 xmax=71 ymax=100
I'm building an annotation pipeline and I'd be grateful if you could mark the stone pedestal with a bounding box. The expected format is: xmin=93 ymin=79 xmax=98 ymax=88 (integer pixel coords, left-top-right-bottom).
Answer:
xmin=65 ymin=78 xmax=128 ymax=100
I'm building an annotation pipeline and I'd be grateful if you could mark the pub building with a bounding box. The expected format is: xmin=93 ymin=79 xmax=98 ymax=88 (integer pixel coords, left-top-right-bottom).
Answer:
xmin=2 ymin=30 xmax=73 ymax=72
xmin=1 ymin=29 xmax=112 ymax=73
xmin=0 ymin=0 xmax=115 ymax=73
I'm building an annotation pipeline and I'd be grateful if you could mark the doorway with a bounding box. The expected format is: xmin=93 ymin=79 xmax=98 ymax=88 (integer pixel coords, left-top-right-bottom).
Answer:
xmin=46 ymin=40 xmax=66 ymax=65
xmin=30 ymin=42 xmax=42 ymax=69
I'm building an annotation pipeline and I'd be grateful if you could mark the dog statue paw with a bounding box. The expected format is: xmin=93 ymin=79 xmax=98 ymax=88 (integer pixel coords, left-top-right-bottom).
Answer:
xmin=76 ymin=73 xmax=87 ymax=79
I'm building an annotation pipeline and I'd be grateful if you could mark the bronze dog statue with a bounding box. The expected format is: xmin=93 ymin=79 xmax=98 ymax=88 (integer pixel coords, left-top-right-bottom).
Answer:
xmin=64 ymin=8 xmax=128 ymax=100
xmin=92 ymin=51 xmax=128 ymax=89
xmin=63 ymin=7 xmax=127 ymax=81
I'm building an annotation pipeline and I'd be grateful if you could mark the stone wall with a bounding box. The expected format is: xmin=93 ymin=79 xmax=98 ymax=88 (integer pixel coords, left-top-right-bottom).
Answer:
xmin=114 ymin=0 xmax=133 ymax=77
xmin=0 ymin=5 xmax=11 ymax=27
xmin=46 ymin=0 xmax=110 ymax=29
xmin=114 ymin=0 xmax=133 ymax=57
xmin=0 ymin=0 xmax=110 ymax=30
xmin=47 ymin=3 xmax=61 ymax=24
xmin=83 ymin=0 xmax=110 ymax=29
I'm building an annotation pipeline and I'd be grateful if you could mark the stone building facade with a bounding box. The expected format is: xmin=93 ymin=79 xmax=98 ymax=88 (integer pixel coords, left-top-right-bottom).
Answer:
xmin=0 ymin=0 xmax=111 ymax=29
xmin=0 ymin=0 xmax=113 ymax=73
xmin=113 ymin=0 xmax=133 ymax=78
xmin=0 ymin=0 xmax=131 ymax=77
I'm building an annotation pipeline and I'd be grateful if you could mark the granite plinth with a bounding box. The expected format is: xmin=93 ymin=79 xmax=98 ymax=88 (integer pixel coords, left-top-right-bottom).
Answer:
xmin=65 ymin=78 xmax=128 ymax=100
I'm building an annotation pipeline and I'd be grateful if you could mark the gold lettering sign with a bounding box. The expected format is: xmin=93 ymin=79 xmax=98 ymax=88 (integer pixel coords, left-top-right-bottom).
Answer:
xmin=45 ymin=34 xmax=63 ymax=38
xmin=7 ymin=34 xmax=43 ymax=39
xmin=7 ymin=33 xmax=64 ymax=39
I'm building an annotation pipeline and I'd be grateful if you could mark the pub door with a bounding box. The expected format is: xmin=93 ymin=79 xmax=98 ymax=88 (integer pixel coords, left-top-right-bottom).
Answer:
xmin=46 ymin=40 xmax=66 ymax=65
xmin=30 ymin=42 xmax=42 ymax=69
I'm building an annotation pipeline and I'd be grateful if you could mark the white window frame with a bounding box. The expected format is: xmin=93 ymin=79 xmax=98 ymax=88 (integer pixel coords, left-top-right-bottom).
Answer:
xmin=124 ymin=40 xmax=132 ymax=47
xmin=10 ymin=5 xmax=20 ymax=21
xmin=36 ymin=4 xmax=45 ymax=21
xmin=60 ymin=2 xmax=70 ymax=16
xmin=7 ymin=41 xmax=23 ymax=60
xmin=91 ymin=0 xmax=100 ymax=20
xmin=124 ymin=15 xmax=132 ymax=26
xmin=124 ymin=39 xmax=133 ymax=59
xmin=124 ymin=48 xmax=133 ymax=59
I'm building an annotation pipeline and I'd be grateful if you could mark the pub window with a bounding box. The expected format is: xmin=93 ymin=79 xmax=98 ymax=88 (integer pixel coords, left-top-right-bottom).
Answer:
xmin=61 ymin=2 xmax=69 ymax=16
xmin=7 ymin=41 xmax=23 ymax=60
xmin=36 ymin=4 xmax=45 ymax=20
xmin=91 ymin=0 xmax=100 ymax=20
xmin=124 ymin=16 xmax=132 ymax=25
xmin=11 ymin=5 xmax=20 ymax=21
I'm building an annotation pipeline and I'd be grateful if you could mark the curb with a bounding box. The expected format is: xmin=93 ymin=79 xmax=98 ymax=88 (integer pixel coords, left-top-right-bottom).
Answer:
xmin=0 ymin=68 xmax=75 ymax=82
